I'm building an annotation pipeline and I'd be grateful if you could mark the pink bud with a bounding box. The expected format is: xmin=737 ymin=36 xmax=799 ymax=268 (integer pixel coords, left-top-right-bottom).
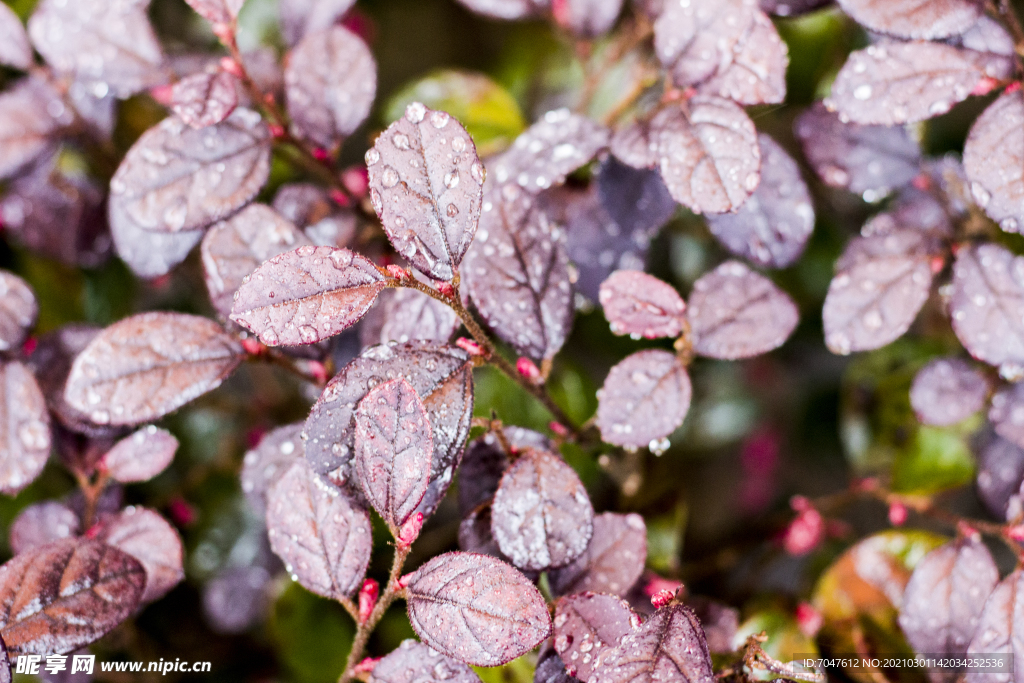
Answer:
xmin=311 ymin=147 xmax=331 ymax=163
xmin=958 ymin=521 xmax=981 ymax=540
xmin=397 ymin=512 xmax=424 ymax=547
xmin=795 ymin=602 xmax=823 ymax=638
xmin=168 ymin=498 xmax=198 ymax=527
xmin=149 ymin=83 xmax=175 ymax=106
xmin=219 ymin=57 xmax=244 ymax=78
xmin=84 ymin=522 xmax=103 ymax=540
xmin=643 ymin=576 xmax=682 ymax=598
xmin=783 ymin=508 xmax=824 ymax=556
xmin=789 ymin=495 xmax=812 ymax=513
xmin=1007 ymin=81 xmax=1023 ymax=95
xmin=1007 ymin=525 xmax=1024 ymax=542
xmin=911 ymin=174 xmax=933 ymax=192
xmin=342 ymin=166 xmax=370 ymax=198
xmin=456 ymin=338 xmax=486 ymax=357
xmin=930 ymin=255 xmax=946 ymax=274
xmin=241 ymin=337 xmax=265 ymax=356
xmin=358 ymin=578 xmax=379 ymax=623
xmin=888 ymin=502 xmax=908 ymax=527
xmin=650 ymin=590 xmax=675 ymax=609
xmin=268 ymin=124 xmax=286 ymax=139
xmin=353 ymin=657 xmax=380 ymax=676
xmin=397 ymin=572 xmax=413 ymax=589
xmin=306 ymin=360 xmax=328 ymax=385
xmin=21 ymin=336 xmax=37 ymax=357
xmin=549 ymin=421 xmax=569 ymax=438
xmin=517 ymin=357 xmax=541 ymax=383
xmin=385 ymin=265 xmax=410 ymax=281
xmin=971 ymin=76 xmax=1000 ymax=97
xmin=263 ymin=92 xmax=277 ymax=106
xmin=328 ymin=188 xmax=351 ymax=208
xmin=437 ymin=282 xmax=456 ymax=298
xmin=212 ymin=22 xmax=234 ymax=43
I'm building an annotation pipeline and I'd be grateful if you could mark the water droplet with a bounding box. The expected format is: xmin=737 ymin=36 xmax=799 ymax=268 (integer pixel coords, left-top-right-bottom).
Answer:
xmin=406 ymin=102 xmax=426 ymax=123
xmin=444 ymin=170 xmax=460 ymax=189
xmin=381 ymin=167 xmax=400 ymax=188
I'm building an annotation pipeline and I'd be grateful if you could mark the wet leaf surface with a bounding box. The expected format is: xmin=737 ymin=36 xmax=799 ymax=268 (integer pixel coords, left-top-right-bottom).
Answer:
xmin=279 ymin=0 xmax=357 ymax=45
xmin=454 ymin=0 xmax=546 ymax=19
xmin=63 ymin=312 xmax=244 ymax=426
xmin=990 ymin=383 xmax=1024 ymax=449
xmin=373 ymin=288 xmax=460 ymax=346
xmin=26 ymin=325 xmax=109 ymax=437
xmin=185 ymin=0 xmax=246 ymax=24
xmin=596 ymin=157 xmax=676 ymax=248
xmin=964 ymin=90 xmax=1024 ymax=233
xmin=965 ymin=569 xmax=1024 ymax=683
xmin=100 ymin=425 xmax=178 ymax=483
xmin=405 ymin=551 xmax=551 ymax=666
xmin=553 ymin=592 xmax=638 ymax=681
xmin=0 ymin=271 xmax=37 ymax=353
xmin=0 ymin=5 xmax=32 ymax=70
xmin=596 ymin=351 xmax=691 ymax=449
xmin=549 ymin=513 xmax=647 ymax=597
xmin=759 ymin=0 xmax=831 ymax=15
xmin=554 ymin=0 xmax=623 ymax=37
xmin=0 ymin=79 xmax=70 ymax=181
xmin=110 ymin=200 xmax=205 ymax=278
xmin=976 ymin=434 xmax=1024 ymax=521
xmin=491 ymin=449 xmax=594 ymax=571
xmin=230 ymin=246 xmax=386 ymax=346
xmin=202 ymin=565 xmax=272 ymax=634
xmin=241 ymin=423 xmax=305 ymax=515
xmin=0 ymin=538 xmax=145 ymax=656
xmin=266 ymin=460 xmax=372 ymax=600
xmin=599 ymin=271 xmax=686 ymax=340
xmin=535 ymin=647 xmax=580 ymax=683
xmin=950 ymin=243 xmax=1024 ymax=370
xmin=171 ymin=70 xmax=240 ymax=129
xmin=458 ymin=427 xmax=548 ymax=515
xmin=95 ymin=506 xmax=185 ymax=603
xmin=836 ymin=0 xmax=982 ymax=39
xmin=910 ymin=358 xmax=989 ymax=426
xmin=370 ymin=639 xmax=482 ymax=683
xmin=705 ymin=135 xmax=815 ymax=268
xmin=9 ymin=502 xmax=79 ymax=556
xmin=951 ymin=15 xmax=1016 ymax=79
xmin=367 ymin=102 xmax=484 ymax=281
xmin=285 ymin=26 xmax=376 ymax=149
xmin=0 ymin=362 xmax=51 ymax=495
xmin=458 ymin=505 xmax=504 ymax=558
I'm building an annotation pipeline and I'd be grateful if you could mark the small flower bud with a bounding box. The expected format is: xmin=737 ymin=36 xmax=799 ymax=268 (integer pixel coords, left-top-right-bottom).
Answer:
xmin=888 ymin=501 xmax=908 ymax=526
xmin=219 ymin=57 xmax=244 ymax=78
xmin=212 ymin=22 xmax=234 ymax=43
xmin=517 ymin=357 xmax=541 ymax=383
xmin=328 ymin=188 xmax=351 ymax=208
xmin=650 ymin=590 xmax=675 ymax=609
xmin=342 ymin=166 xmax=370 ymax=198
xmin=305 ymin=360 xmax=328 ymax=385
xmin=783 ymin=507 xmax=824 ymax=556
xmin=21 ymin=336 xmax=36 ymax=356
xmin=397 ymin=572 xmax=413 ymax=589
xmin=1007 ymin=81 xmax=1023 ymax=95
xmin=241 ymin=337 xmax=266 ymax=356
xmin=312 ymin=147 xmax=331 ymax=163
xmin=549 ymin=421 xmax=569 ymax=438
xmin=353 ymin=657 xmax=380 ymax=676
xmin=456 ymin=338 xmax=486 ymax=357
xmin=437 ymin=282 xmax=456 ymax=298
xmin=358 ymin=578 xmax=379 ymax=623
xmin=971 ymin=77 xmax=1000 ymax=97
xmin=397 ymin=512 xmax=424 ymax=547
xmin=385 ymin=265 xmax=410 ymax=281
xmin=1007 ymin=525 xmax=1024 ymax=542
xmin=268 ymin=124 xmax=286 ymax=139
xmin=789 ymin=494 xmax=812 ymax=513
xmin=149 ymin=83 xmax=175 ymax=106
xmin=168 ymin=498 xmax=198 ymax=527
xmin=643 ymin=576 xmax=682 ymax=598
xmin=795 ymin=602 xmax=823 ymax=638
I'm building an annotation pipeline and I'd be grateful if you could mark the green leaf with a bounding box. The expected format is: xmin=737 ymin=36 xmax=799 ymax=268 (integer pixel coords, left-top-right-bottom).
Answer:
xmin=472 ymin=654 xmax=535 ymax=683
xmin=891 ymin=422 xmax=978 ymax=495
xmin=271 ymin=583 xmax=355 ymax=683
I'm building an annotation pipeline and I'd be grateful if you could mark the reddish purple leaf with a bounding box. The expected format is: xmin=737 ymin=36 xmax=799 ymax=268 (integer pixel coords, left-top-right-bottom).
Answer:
xmin=171 ymin=70 xmax=240 ymax=129
xmin=536 ymin=647 xmax=580 ymax=683
xmin=825 ymin=41 xmax=984 ymax=126
xmin=26 ymin=325 xmax=109 ymax=437
xmin=596 ymin=350 xmax=690 ymax=449
xmin=549 ymin=512 xmax=647 ymax=597
xmin=599 ymin=271 xmax=686 ymax=340
xmin=202 ymin=565 xmax=272 ymax=634
xmin=454 ymin=0 xmax=547 ymax=19
xmin=965 ymin=570 xmax=1024 ymax=683
xmin=459 ymin=427 xmax=549 ymax=516
xmin=241 ymin=423 xmax=304 ymax=514
xmin=353 ymin=378 xmax=433 ymax=528
xmin=836 ymin=0 xmax=983 ymax=39
xmin=99 ymin=426 xmax=178 ymax=483
xmin=405 ymin=551 xmax=552 ymax=666
xmin=0 ymin=271 xmax=36 ymax=353
xmin=0 ymin=538 xmax=146 ymax=656
xmin=273 ymin=183 xmax=336 ymax=228
xmin=554 ymin=0 xmax=623 ymax=37
xmin=63 ymin=312 xmax=244 ymax=426
xmin=609 ymin=118 xmax=659 ymax=171
xmin=267 ymin=460 xmax=372 ymax=600
xmin=976 ymin=434 xmax=1024 ymax=521
xmin=109 ymin=108 xmax=271 ymax=234
xmin=0 ymin=5 xmax=31 ymax=70
xmin=685 ymin=597 xmax=739 ymax=654
xmin=371 ymin=639 xmax=482 ymax=683
xmin=94 ymin=506 xmax=184 ymax=603
xmin=9 ymin=502 xmax=79 ymax=556
xmin=688 ymin=261 xmax=798 ymax=359
xmin=910 ymin=358 xmax=990 ymax=426
xmin=950 ymin=243 xmax=1024 ymax=371
xmin=823 ymin=230 xmax=938 ymax=355
xmin=553 ymin=592 xmax=638 ymax=681
xmin=899 ymin=537 xmax=998 ymax=657
xmin=595 ymin=156 xmax=676 ymax=248
xmin=185 ymin=0 xmax=246 ymax=24
xmin=0 ymin=362 xmax=51 ymax=495
xmin=279 ymin=0 xmax=356 ymax=46
xmin=230 ymin=246 xmax=386 ymax=346
xmin=0 ymin=78 xmax=70 ymax=181
xmin=651 ymin=98 xmax=761 ymax=214
xmin=202 ymin=204 xmax=313 ymax=318
xmin=591 ymin=604 xmax=713 ymax=683
xmin=110 ymin=201 xmax=205 ymax=278
xmin=367 ymin=103 xmax=484 ymax=282
xmin=285 ymin=26 xmax=376 ymax=150
xmin=654 ymin=0 xmax=788 ymax=105
xmin=705 ymin=135 xmax=815 ymax=268
xmin=491 ymin=449 xmax=594 ymax=571
xmin=990 ymin=383 xmax=1024 ymax=450
xmin=459 ymin=506 xmax=503 ymax=558
xmin=951 ymin=15 xmax=1016 ymax=80
xmin=964 ymin=91 xmax=1024 ymax=234
xmin=371 ymin=288 xmax=460 ymax=346
xmin=794 ymin=101 xmax=921 ymax=201
xmin=890 ymin=183 xmax=956 ymax=237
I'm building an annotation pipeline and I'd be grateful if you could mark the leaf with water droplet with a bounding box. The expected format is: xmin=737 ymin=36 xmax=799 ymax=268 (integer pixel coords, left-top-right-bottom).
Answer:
xmin=458 ymin=505 xmax=504 ymax=557
xmin=0 ymin=4 xmax=31 ymax=71
xmin=949 ymin=15 xmax=1016 ymax=80
xmin=964 ymin=569 xmax=1024 ymax=683
xmin=0 ymin=78 xmax=69 ymax=182
xmin=836 ymin=0 xmax=982 ymax=39
xmin=549 ymin=512 xmax=647 ymax=597
xmin=9 ymin=502 xmax=79 ymax=556
xmin=110 ymin=200 xmax=205 ymax=278
xmin=759 ymin=0 xmax=830 ymax=16
xmin=405 ymin=551 xmax=551 ymax=666
xmin=100 ymin=426 xmax=178 ymax=483
xmin=964 ymin=91 xmax=1024 ymax=234
xmin=28 ymin=0 xmax=165 ymax=98
xmin=910 ymin=357 xmax=989 ymax=427
xmin=976 ymin=433 xmax=1024 ymax=521
xmin=241 ymin=423 xmax=304 ymax=515
xmin=0 ymin=271 xmax=36 ymax=353
xmin=108 ymin=108 xmax=271 ymax=234
xmin=822 ymin=229 xmax=938 ymax=355
xmin=279 ymin=0 xmax=356 ymax=45
xmin=0 ymin=537 xmax=145 ymax=656
xmin=654 ymin=0 xmax=787 ymax=105
xmin=600 ymin=271 xmax=686 ymax=340
xmin=0 ymin=362 xmax=50 ymax=495
xmin=536 ymin=647 xmax=580 ymax=683
xmin=371 ymin=639 xmax=482 ymax=683
xmin=453 ymin=0 xmax=547 ymax=19
xmin=553 ymin=592 xmax=637 ymax=681
xmin=171 ymin=70 xmax=240 ymax=129
xmin=459 ymin=427 xmax=549 ymax=516
xmin=825 ymin=41 xmax=984 ymax=126
xmin=94 ymin=507 xmax=184 ymax=603
xmin=63 ymin=312 xmax=244 ymax=426
xmin=950 ymin=243 xmax=1024 ymax=368
xmin=990 ymin=383 xmax=1024 ymax=450
xmin=491 ymin=449 xmax=594 ymax=572
xmin=596 ymin=350 xmax=690 ymax=449
xmin=553 ymin=0 xmax=624 ymax=37
xmin=367 ymin=102 xmax=483 ymax=281
xmin=596 ymin=156 xmax=676 ymax=247
xmin=202 ymin=565 xmax=272 ymax=634
xmin=267 ymin=459 xmax=372 ymax=599
xmin=652 ymin=97 xmax=761 ymax=214
xmin=705 ymin=134 xmax=815 ymax=268
xmin=374 ymin=288 xmax=461 ymax=346
xmin=794 ymin=101 xmax=921 ymax=199
xmin=184 ymin=0 xmax=246 ymax=24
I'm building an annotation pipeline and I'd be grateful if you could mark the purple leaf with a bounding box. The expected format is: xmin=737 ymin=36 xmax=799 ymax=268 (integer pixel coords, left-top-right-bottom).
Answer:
xmin=794 ymin=101 xmax=921 ymax=200
xmin=372 ymin=288 xmax=460 ymax=346
xmin=99 ymin=426 xmax=178 ymax=483
xmin=910 ymin=358 xmax=990 ymax=426
xmin=230 ymin=246 xmax=386 ymax=346
xmin=654 ymin=0 xmax=788 ymax=105
xmin=0 ymin=79 xmax=70 ymax=181
xmin=0 ymin=538 xmax=146 ymax=656
xmin=371 ymin=640 xmax=482 ymax=683
xmin=0 ymin=362 xmax=51 ymax=495
xmin=465 ymin=185 xmax=574 ymax=360
xmin=286 ymin=26 xmax=376 ymax=150
xmin=965 ymin=570 xmax=1024 ymax=683
xmin=26 ymin=325 xmax=109 ymax=437
xmin=609 ymin=118 xmax=659 ymax=170
xmin=950 ymin=243 xmax=1024 ymax=370
xmin=367 ymin=102 xmax=484 ymax=282
xmin=596 ymin=156 xmax=676 ymax=246
xmin=596 ymin=350 xmax=691 ymax=449
xmin=553 ymin=592 xmax=638 ymax=681
xmin=705 ymin=134 xmax=815 ymax=268
xmin=549 ymin=512 xmax=647 ymax=597
xmin=202 ymin=204 xmax=313 ymax=318
xmin=590 ymin=604 xmax=713 ymax=683
xmin=458 ymin=427 xmax=548 ymax=516
xmin=0 ymin=5 xmax=31 ymax=70
xmin=273 ymin=183 xmax=337 ymax=228
xmin=184 ymin=0 xmax=246 ymax=24
xmin=685 ymin=597 xmax=739 ymax=654
xmin=28 ymin=0 xmax=165 ymax=98
xmin=9 ymin=502 xmax=79 ymax=556
xmin=554 ymin=0 xmax=624 ymax=37
xmin=0 ymin=271 xmax=37 ymax=353
xmin=976 ymin=434 xmax=1024 ymax=521
xmin=889 ymin=184 xmax=955 ymax=237
xmin=823 ymin=230 xmax=938 ymax=355
xmin=990 ymin=383 xmax=1024 ymax=450
xmin=491 ymin=449 xmax=594 ymax=571
xmin=951 ymin=15 xmax=1016 ymax=80
xmin=600 ymin=271 xmax=687 ymax=340
xmin=63 ymin=312 xmax=245 ymax=426
xmin=824 ymin=41 xmax=984 ymax=126
xmin=651 ymin=97 xmax=761 ymax=214
xmin=94 ymin=507 xmax=185 ymax=603
xmin=279 ymin=0 xmax=356 ymax=46
xmin=266 ymin=460 xmax=372 ymax=600
xmin=109 ymin=201 xmax=205 ymax=278
xmin=760 ymin=0 xmax=831 ymax=16
xmin=689 ymin=261 xmax=798 ymax=359
xmin=836 ymin=0 xmax=983 ymax=39
xmin=354 ymin=378 xmax=433 ymax=528
xmin=453 ymin=0 xmax=547 ymax=19
xmin=202 ymin=565 xmax=272 ymax=634
xmin=536 ymin=647 xmax=580 ymax=683
xmin=241 ymin=423 xmax=305 ymax=515
xmin=108 ymin=108 xmax=271 ymax=233
xmin=405 ymin=551 xmax=551 ymax=666
xmin=899 ymin=537 xmax=998 ymax=657
xmin=458 ymin=506 xmax=504 ymax=557
xmin=171 ymin=70 xmax=240 ymax=129
xmin=964 ymin=90 xmax=1024 ymax=234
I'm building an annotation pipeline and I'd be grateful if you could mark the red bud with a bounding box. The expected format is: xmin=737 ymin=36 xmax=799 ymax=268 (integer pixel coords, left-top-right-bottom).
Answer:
xmin=888 ymin=501 xmax=908 ymax=526
xmin=795 ymin=602 xmax=823 ymax=638
xmin=358 ymin=578 xmax=379 ymax=623
xmin=517 ymin=357 xmax=541 ymax=383
xmin=397 ymin=512 xmax=424 ymax=547
xmin=650 ymin=590 xmax=675 ymax=609
xmin=219 ymin=57 xmax=244 ymax=78
xmin=456 ymin=338 xmax=486 ymax=357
